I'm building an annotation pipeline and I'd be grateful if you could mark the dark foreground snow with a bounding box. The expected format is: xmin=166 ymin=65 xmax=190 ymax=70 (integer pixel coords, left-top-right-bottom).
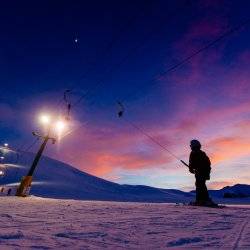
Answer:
xmin=0 ymin=197 xmax=250 ymax=249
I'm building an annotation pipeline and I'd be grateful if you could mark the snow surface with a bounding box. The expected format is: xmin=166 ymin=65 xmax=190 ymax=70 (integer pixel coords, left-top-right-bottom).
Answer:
xmin=0 ymin=197 xmax=250 ymax=249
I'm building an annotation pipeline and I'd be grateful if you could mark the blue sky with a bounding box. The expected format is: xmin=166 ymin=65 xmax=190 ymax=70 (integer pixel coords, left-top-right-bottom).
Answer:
xmin=1 ymin=0 xmax=250 ymax=190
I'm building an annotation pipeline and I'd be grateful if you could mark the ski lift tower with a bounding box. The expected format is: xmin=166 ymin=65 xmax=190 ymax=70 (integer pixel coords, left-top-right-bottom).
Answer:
xmin=16 ymin=114 xmax=66 ymax=197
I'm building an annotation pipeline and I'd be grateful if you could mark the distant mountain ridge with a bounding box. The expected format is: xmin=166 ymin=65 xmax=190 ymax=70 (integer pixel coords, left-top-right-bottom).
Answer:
xmin=209 ymin=184 xmax=250 ymax=198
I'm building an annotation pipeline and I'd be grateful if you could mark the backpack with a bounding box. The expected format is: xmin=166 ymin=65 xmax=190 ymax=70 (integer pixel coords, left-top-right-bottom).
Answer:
xmin=202 ymin=152 xmax=211 ymax=180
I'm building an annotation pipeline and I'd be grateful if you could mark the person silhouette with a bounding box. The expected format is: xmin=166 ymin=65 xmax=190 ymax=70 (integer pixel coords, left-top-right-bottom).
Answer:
xmin=189 ymin=139 xmax=215 ymax=206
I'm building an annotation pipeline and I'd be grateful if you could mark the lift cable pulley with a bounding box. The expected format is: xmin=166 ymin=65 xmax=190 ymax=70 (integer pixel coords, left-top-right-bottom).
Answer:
xmin=63 ymin=89 xmax=72 ymax=121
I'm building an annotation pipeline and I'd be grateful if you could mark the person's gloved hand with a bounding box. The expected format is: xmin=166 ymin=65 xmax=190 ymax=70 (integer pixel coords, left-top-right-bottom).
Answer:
xmin=189 ymin=168 xmax=195 ymax=174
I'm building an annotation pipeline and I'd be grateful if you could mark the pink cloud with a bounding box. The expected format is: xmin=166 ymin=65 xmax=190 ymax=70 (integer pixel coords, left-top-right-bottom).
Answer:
xmin=45 ymin=6 xmax=250 ymax=187
xmin=50 ymin=122 xmax=174 ymax=177
xmin=174 ymin=17 xmax=227 ymax=55
xmin=54 ymin=93 xmax=250 ymax=178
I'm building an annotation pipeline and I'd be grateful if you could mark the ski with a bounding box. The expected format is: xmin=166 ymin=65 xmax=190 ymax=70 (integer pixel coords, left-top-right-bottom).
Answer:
xmin=175 ymin=202 xmax=226 ymax=209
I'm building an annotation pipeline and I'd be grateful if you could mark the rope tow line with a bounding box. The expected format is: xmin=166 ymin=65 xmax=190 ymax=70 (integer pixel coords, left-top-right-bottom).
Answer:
xmin=116 ymin=101 xmax=189 ymax=168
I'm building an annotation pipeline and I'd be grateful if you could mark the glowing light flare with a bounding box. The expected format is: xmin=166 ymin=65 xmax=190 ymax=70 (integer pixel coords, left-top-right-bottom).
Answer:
xmin=55 ymin=120 xmax=66 ymax=134
xmin=39 ymin=114 xmax=51 ymax=125
xmin=0 ymin=146 xmax=10 ymax=154
xmin=0 ymin=170 xmax=4 ymax=176
xmin=37 ymin=112 xmax=71 ymax=141
xmin=4 ymin=143 xmax=8 ymax=147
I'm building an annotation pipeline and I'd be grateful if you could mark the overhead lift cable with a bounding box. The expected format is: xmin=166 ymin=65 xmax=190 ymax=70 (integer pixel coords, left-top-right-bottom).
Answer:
xmin=114 ymin=17 xmax=250 ymax=167
xmin=58 ymin=1 xmax=163 ymax=119
xmin=71 ymin=14 xmax=250 ymax=123
xmin=17 ymin=137 xmax=40 ymax=154
xmin=117 ymin=101 xmax=189 ymax=167
xmin=159 ymin=17 xmax=250 ymax=77
xmin=119 ymin=16 xmax=250 ymax=104
xmin=60 ymin=16 xmax=250 ymax=161
xmin=58 ymin=14 xmax=250 ymax=172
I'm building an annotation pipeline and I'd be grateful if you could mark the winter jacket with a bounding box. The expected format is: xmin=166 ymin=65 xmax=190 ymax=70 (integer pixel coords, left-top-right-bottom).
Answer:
xmin=189 ymin=150 xmax=211 ymax=180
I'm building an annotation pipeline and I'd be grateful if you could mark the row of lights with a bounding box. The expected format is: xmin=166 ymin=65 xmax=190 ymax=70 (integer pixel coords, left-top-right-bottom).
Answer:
xmin=0 ymin=143 xmax=9 ymax=160
xmin=0 ymin=143 xmax=8 ymax=176
xmin=0 ymin=113 xmax=67 ymax=182
xmin=39 ymin=114 xmax=66 ymax=135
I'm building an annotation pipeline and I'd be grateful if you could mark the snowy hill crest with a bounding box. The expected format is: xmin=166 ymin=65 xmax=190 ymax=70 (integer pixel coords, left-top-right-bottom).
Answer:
xmin=1 ymin=150 xmax=250 ymax=203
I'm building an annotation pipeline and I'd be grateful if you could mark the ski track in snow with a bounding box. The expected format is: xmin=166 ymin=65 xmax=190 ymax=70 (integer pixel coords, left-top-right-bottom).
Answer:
xmin=0 ymin=197 xmax=249 ymax=249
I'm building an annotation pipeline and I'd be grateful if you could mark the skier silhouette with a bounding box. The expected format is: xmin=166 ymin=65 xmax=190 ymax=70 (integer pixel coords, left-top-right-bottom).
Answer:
xmin=189 ymin=139 xmax=215 ymax=206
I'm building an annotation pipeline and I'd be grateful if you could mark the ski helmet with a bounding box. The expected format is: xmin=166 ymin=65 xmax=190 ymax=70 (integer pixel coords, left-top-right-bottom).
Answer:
xmin=190 ymin=139 xmax=201 ymax=149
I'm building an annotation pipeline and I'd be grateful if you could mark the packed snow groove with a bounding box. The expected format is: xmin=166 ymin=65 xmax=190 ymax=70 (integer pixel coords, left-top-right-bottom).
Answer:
xmin=0 ymin=197 xmax=250 ymax=249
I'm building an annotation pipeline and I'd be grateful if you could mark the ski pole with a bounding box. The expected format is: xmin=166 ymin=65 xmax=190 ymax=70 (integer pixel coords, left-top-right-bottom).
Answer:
xmin=180 ymin=160 xmax=189 ymax=168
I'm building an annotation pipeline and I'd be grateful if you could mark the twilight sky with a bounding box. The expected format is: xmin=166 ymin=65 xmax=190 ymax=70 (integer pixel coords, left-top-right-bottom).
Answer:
xmin=1 ymin=0 xmax=250 ymax=190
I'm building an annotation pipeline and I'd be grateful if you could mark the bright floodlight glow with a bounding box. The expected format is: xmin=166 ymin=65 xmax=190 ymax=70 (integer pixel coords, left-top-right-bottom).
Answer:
xmin=0 ymin=170 xmax=4 ymax=176
xmin=40 ymin=114 xmax=51 ymax=125
xmin=4 ymin=143 xmax=8 ymax=147
xmin=55 ymin=120 xmax=66 ymax=133
xmin=0 ymin=156 xmax=4 ymax=160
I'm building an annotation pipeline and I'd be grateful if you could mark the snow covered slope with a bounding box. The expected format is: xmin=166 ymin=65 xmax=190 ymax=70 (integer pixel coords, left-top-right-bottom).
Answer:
xmin=0 ymin=150 xmax=192 ymax=202
xmin=0 ymin=197 xmax=249 ymax=249
xmin=1 ymin=149 xmax=249 ymax=203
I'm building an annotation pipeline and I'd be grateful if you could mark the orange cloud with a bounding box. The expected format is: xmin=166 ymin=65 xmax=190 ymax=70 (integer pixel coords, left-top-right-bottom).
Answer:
xmin=78 ymin=150 xmax=172 ymax=176
xmin=207 ymin=136 xmax=250 ymax=164
xmin=51 ymin=123 xmax=175 ymax=177
xmin=51 ymin=98 xmax=250 ymax=181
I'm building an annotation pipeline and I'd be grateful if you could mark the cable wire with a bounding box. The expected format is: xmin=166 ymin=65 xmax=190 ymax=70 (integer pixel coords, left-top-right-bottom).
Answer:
xmin=119 ymin=16 xmax=250 ymax=103
xmin=60 ymin=13 xmax=250 ymax=130
xmin=124 ymin=117 xmax=181 ymax=161
xmin=72 ymin=1 xmax=193 ymax=107
xmin=58 ymin=15 xmax=250 ymax=168
xmin=17 ymin=137 xmax=39 ymax=154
